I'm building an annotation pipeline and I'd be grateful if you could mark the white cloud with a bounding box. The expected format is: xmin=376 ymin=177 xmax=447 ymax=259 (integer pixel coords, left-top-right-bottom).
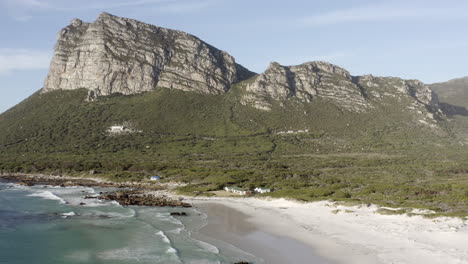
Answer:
xmin=8 ymin=0 xmax=51 ymax=8
xmin=297 ymin=3 xmax=468 ymax=27
xmin=61 ymin=0 xmax=175 ymax=11
xmin=0 ymin=49 xmax=51 ymax=74
xmin=155 ymin=0 xmax=218 ymax=14
xmin=2 ymin=0 xmax=217 ymax=21
xmin=3 ymin=0 xmax=215 ymax=12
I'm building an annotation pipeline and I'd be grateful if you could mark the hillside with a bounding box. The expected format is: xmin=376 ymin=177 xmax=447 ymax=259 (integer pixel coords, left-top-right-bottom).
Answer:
xmin=430 ymin=77 xmax=468 ymax=108
xmin=1 ymin=86 xmax=466 ymax=215
xmin=1 ymin=13 xmax=467 ymax=215
xmin=430 ymin=77 xmax=468 ymax=142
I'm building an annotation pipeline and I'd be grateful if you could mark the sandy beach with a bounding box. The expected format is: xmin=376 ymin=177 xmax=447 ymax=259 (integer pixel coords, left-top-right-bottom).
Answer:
xmin=189 ymin=197 xmax=468 ymax=264
xmin=3 ymin=174 xmax=467 ymax=263
xmin=193 ymin=202 xmax=329 ymax=264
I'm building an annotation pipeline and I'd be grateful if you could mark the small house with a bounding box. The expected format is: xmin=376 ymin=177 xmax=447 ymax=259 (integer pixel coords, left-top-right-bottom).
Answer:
xmin=254 ymin=187 xmax=271 ymax=194
xmin=150 ymin=176 xmax=161 ymax=181
xmin=224 ymin=186 xmax=252 ymax=195
xmin=109 ymin=125 xmax=125 ymax=133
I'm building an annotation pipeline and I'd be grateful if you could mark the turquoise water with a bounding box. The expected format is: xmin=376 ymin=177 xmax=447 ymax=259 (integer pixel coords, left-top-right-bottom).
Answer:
xmin=0 ymin=181 xmax=260 ymax=264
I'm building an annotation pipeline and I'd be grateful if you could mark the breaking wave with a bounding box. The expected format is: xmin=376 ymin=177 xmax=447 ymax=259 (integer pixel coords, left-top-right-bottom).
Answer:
xmin=27 ymin=191 xmax=66 ymax=204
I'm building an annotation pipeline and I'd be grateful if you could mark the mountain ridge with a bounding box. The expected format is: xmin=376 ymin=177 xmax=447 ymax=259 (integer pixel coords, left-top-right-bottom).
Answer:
xmin=43 ymin=12 xmax=254 ymax=97
xmin=42 ymin=12 xmax=443 ymax=121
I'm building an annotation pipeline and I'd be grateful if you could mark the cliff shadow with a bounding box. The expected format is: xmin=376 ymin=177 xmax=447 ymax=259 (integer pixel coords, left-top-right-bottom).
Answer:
xmin=439 ymin=103 xmax=468 ymax=117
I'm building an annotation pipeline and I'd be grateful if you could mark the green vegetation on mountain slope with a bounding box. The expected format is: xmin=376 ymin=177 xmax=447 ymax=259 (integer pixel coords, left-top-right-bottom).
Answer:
xmin=430 ymin=77 xmax=468 ymax=142
xmin=0 ymin=88 xmax=467 ymax=216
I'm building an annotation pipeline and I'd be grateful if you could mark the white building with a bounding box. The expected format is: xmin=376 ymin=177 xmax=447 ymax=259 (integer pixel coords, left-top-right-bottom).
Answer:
xmin=254 ymin=187 xmax=271 ymax=194
xmin=224 ymin=186 xmax=252 ymax=195
xmin=109 ymin=125 xmax=125 ymax=133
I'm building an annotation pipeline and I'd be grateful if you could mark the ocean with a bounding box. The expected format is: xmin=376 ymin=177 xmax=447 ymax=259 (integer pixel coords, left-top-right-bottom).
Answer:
xmin=0 ymin=181 xmax=262 ymax=264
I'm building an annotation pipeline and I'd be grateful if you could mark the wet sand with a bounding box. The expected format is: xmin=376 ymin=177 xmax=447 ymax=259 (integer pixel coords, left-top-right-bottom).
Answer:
xmin=193 ymin=202 xmax=329 ymax=264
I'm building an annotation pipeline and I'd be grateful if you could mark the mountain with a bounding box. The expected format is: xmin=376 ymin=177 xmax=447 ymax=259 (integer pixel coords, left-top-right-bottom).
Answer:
xmin=430 ymin=77 xmax=468 ymax=108
xmin=241 ymin=61 xmax=439 ymax=115
xmin=430 ymin=77 xmax=468 ymax=142
xmin=43 ymin=12 xmax=254 ymax=97
xmin=1 ymin=13 xmax=466 ymax=215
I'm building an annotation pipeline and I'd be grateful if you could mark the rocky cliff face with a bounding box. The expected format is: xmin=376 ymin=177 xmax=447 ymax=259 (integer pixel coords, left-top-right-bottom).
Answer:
xmin=242 ymin=61 xmax=441 ymax=119
xmin=43 ymin=12 xmax=442 ymax=124
xmin=43 ymin=12 xmax=254 ymax=96
xmin=242 ymin=61 xmax=368 ymax=111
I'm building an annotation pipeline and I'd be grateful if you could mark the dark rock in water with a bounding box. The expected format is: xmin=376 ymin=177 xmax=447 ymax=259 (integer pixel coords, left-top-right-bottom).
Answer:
xmin=79 ymin=202 xmax=86 ymax=206
xmin=84 ymin=195 xmax=98 ymax=199
xmin=170 ymin=212 xmax=188 ymax=216
xmin=234 ymin=262 xmax=251 ymax=264
xmin=0 ymin=210 xmax=61 ymax=227
xmin=98 ymin=215 xmax=112 ymax=219
xmin=18 ymin=181 xmax=34 ymax=186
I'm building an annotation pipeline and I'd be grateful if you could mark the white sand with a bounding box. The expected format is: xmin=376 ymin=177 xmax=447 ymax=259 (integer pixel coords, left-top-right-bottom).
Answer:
xmin=188 ymin=197 xmax=468 ymax=264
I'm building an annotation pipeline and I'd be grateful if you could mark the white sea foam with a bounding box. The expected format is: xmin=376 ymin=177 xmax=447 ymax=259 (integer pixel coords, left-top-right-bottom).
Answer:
xmin=193 ymin=239 xmax=220 ymax=254
xmin=166 ymin=247 xmax=178 ymax=254
xmin=155 ymin=230 xmax=171 ymax=244
xmin=98 ymin=247 xmax=163 ymax=262
xmin=27 ymin=191 xmax=66 ymax=204
xmin=109 ymin=200 xmax=121 ymax=206
xmin=169 ymin=227 xmax=184 ymax=234
xmin=7 ymin=183 xmax=28 ymax=190
xmin=80 ymin=199 xmax=104 ymax=207
xmin=98 ymin=246 xmax=182 ymax=263
xmin=153 ymin=212 xmax=184 ymax=225
xmin=62 ymin=211 xmax=76 ymax=217
xmin=169 ymin=215 xmax=183 ymax=225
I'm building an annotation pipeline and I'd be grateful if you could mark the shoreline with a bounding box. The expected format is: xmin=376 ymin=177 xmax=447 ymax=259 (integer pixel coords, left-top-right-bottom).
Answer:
xmin=187 ymin=197 xmax=468 ymax=264
xmin=192 ymin=202 xmax=329 ymax=264
xmin=2 ymin=174 xmax=468 ymax=263
xmin=190 ymin=198 xmax=379 ymax=264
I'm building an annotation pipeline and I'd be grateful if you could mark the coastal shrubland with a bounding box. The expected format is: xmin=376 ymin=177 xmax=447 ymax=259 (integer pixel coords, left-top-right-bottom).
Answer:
xmin=0 ymin=89 xmax=467 ymax=216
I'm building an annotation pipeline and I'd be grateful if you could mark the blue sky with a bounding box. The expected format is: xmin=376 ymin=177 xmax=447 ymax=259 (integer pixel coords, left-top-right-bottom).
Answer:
xmin=1 ymin=0 xmax=468 ymax=113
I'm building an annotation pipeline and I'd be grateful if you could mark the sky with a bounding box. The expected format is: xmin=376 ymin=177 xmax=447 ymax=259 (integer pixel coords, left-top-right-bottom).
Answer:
xmin=1 ymin=0 xmax=468 ymax=113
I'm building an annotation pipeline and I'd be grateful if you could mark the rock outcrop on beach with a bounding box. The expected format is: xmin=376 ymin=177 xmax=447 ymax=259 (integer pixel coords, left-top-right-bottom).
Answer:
xmin=99 ymin=190 xmax=192 ymax=207
xmin=43 ymin=12 xmax=254 ymax=97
